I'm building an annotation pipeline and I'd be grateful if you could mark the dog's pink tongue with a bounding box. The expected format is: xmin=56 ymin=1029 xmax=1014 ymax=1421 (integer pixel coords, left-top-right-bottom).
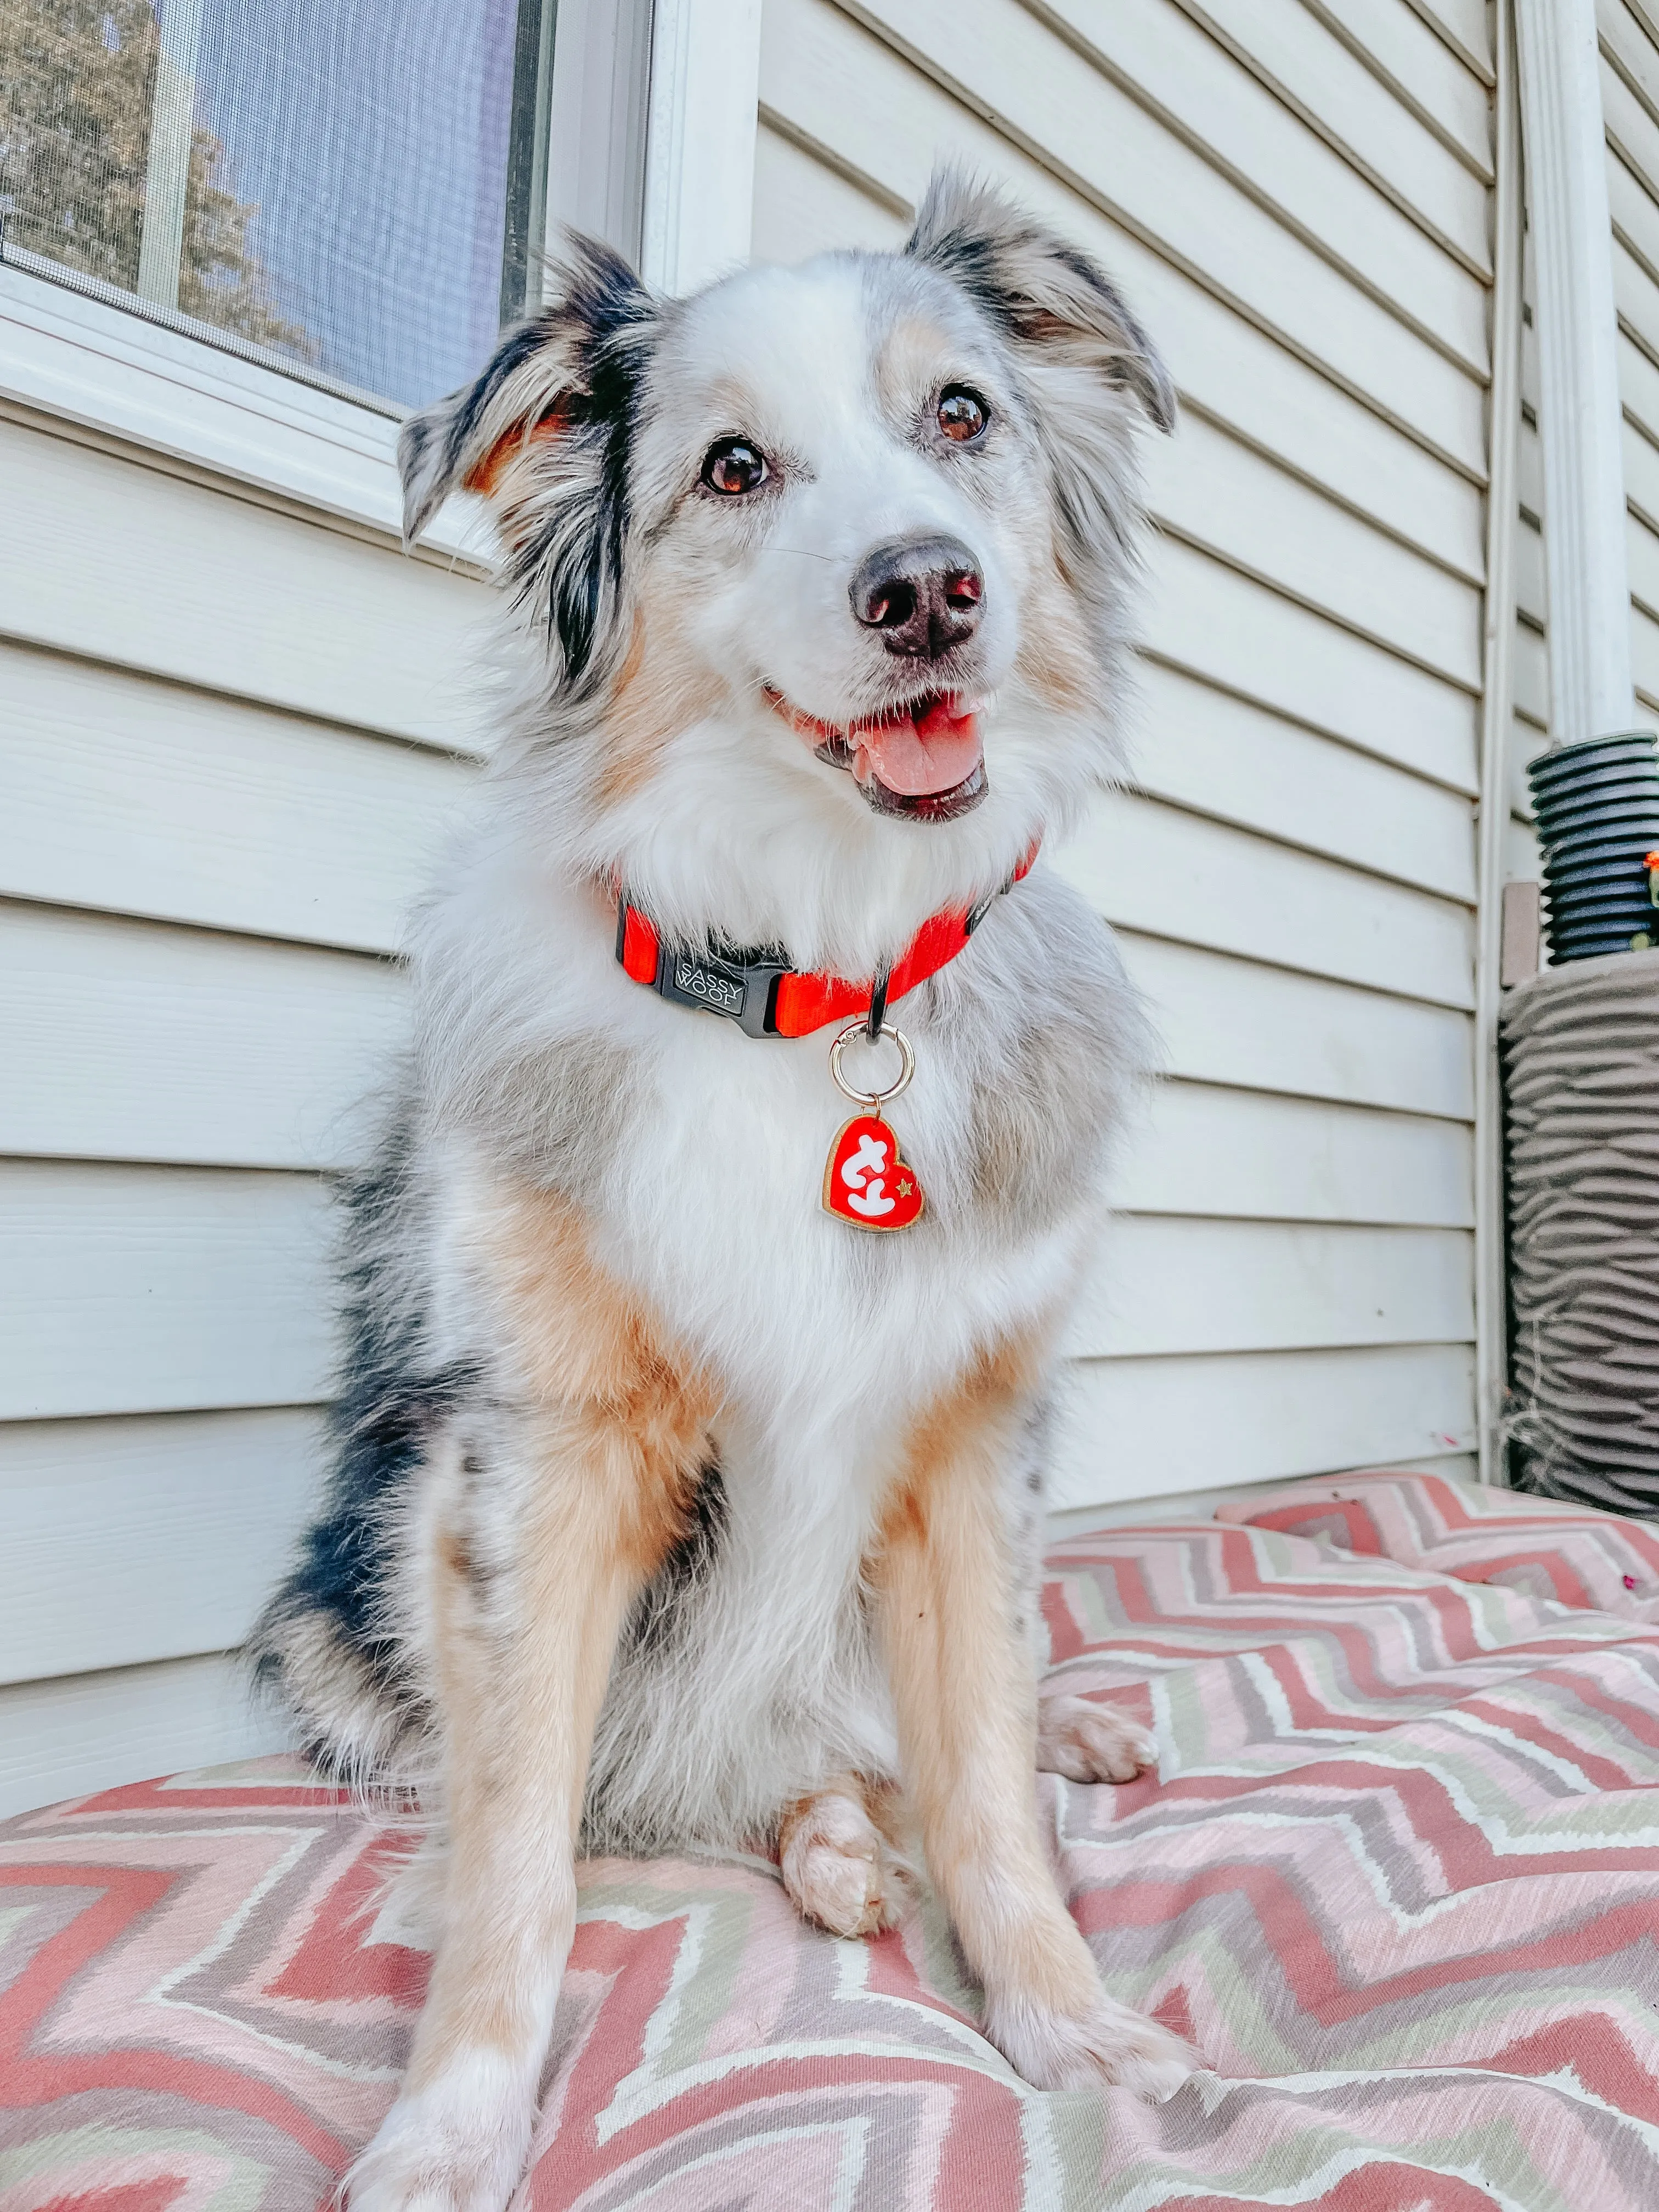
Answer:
xmin=853 ymin=698 xmax=982 ymax=795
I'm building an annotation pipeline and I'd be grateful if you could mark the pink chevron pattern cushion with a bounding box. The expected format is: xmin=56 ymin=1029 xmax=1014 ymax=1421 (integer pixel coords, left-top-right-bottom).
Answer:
xmin=1216 ymin=1468 xmax=1659 ymax=1620
xmin=6 ymin=1504 xmax=1659 ymax=2207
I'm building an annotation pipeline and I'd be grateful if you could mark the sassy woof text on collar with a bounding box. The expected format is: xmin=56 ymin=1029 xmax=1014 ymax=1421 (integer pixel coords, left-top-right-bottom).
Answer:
xmin=612 ymin=843 xmax=1039 ymax=1232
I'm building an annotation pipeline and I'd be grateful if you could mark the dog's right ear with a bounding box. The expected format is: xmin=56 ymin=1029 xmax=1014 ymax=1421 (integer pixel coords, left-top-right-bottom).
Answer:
xmin=398 ymin=236 xmax=657 ymax=686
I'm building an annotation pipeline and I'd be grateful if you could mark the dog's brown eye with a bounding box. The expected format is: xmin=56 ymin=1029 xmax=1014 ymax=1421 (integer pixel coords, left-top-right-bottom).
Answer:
xmin=938 ymin=387 xmax=988 ymax=442
xmin=702 ymin=439 xmax=768 ymax=495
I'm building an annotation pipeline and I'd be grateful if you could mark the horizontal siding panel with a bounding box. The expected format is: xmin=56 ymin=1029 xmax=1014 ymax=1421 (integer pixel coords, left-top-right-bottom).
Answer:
xmin=1609 ymin=153 xmax=1659 ymax=301
xmin=1147 ymin=539 xmax=1479 ymax=791
xmin=751 ymin=118 xmax=910 ymax=259
xmin=1604 ymin=63 xmax=1659 ymax=233
xmin=1408 ymin=0 xmax=1493 ymax=82
xmin=0 ymin=1409 xmax=323 ymax=1685
xmin=1158 ymin=0 xmax=1490 ymax=261
xmin=1519 ymin=408 xmax=1544 ymax=514
xmin=1013 ymin=0 xmax=1491 ymax=354
xmin=1514 ymin=617 xmax=1550 ymax=728
xmin=1515 ymin=509 xmax=1548 ymax=624
xmin=1064 ymin=793 xmax=1475 ymax=1006
xmin=1116 ymin=1081 xmax=1474 ymax=1224
xmin=1302 ymin=0 xmax=1493 ymax=177
xmin=1628 ymin=422 xmax=1659 ymax=544
xmin=763 ymin=0 xmax=1488 ymax=473
xmin=0 ymin=905 xmax=405 ymax=1170
xmin=1121 ymin=933 xmax=1475 ymax=1117
xmin=1601 ymin=59 xmax=1659 ymax=199
xmin=0 ymin=1654 xmax=295 ymax=1821
xmin=1601 ymin=0 xmax=1659 ymax=89
xmin=1614 ymin=234 xmax=1659 ymax=369
xmin=1066 ymin=1217 xmax=1473 ymax=1357
xmin=0 ymin=1163 xmax=332 ymax=1421
xmin=1148 ymin=413 xmax=1483 ymax=686
xmin=0 ymin=641 xmax=466 ymax=951
xmin=0 ymin=416 xmax=489 ymax=751
xmin=1505 ymin=814 xmax=1542 ymax=886
xmin=1136 ymin=664 xmax=1477 ymax=901
xmin=1051 ymin=1340 xmax=1477 ymax=1507
xmin=1508 ymin=710 xmax=1549 ymax=821
xmin=1620 ymin=330 xmax=1659 ymax=443
xmin=1630 ymin=509 xmax=1659 ymax=615
xmin=1634 ymin=600 xmax=1659 ymax=707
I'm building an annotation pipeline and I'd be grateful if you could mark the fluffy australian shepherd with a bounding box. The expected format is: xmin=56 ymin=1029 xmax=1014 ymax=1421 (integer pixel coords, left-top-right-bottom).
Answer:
xmin=255 ymin=170 xmax=1195 ymax=2209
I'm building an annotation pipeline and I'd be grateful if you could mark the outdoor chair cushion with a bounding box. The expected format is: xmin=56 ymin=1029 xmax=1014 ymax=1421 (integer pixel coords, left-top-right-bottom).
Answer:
xmin=5 ymin=1472 xmax=1659 ymax=2209
xmin=1216 ymin=1466 xmax=1659 ymax=1621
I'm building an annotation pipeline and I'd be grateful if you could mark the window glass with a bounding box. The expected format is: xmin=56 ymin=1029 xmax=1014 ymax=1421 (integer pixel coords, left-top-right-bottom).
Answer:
xmin=1 ymin=0 xmax=556 ymax=407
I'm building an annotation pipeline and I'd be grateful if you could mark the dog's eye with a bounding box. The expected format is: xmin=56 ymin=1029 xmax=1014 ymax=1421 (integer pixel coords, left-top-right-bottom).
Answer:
xmin=702 ymin=439 xmax=768 ymax=495
xmin=937 ymin=387 xmax=989 ymax=443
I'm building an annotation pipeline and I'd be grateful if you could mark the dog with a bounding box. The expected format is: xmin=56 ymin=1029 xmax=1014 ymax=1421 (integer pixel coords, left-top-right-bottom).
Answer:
xmin=253 ymin=168 xmax=1193 ymax=2209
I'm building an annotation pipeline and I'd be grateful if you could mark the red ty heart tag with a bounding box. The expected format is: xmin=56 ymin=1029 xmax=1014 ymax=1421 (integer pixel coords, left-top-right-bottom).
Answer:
xmin=822 ymin=1113 xmax=925 ymax=1231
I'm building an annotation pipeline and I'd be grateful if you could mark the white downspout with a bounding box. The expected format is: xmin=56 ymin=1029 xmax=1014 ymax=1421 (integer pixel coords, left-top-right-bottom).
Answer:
xmin=1475 ymin=2 xmax=1525 ymax=1485
xmin=1514 ymin=0 xmax=1634 ymax=742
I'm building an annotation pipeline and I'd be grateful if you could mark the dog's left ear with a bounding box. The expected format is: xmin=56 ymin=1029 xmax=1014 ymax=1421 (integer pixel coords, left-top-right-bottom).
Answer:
xmin=905 ymin=170 xmax=1175 ymax=434
xmin=398 ymin=234 xmax=656 ymax=686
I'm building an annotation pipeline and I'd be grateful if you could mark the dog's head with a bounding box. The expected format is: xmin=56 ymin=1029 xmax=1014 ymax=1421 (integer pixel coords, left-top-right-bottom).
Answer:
xmin=402 ymin=172 xmax=1171 ymax=947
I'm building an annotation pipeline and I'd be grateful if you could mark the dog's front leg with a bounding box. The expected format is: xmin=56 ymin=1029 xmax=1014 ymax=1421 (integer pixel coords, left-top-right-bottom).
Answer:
xmin=345 ymin=1421 xmax=639 ymax=2211
xmin=348 ymin=1193 xmax=715 ymax=2212
xmin=872 ymin=1346 xmax=1197 ymax=2100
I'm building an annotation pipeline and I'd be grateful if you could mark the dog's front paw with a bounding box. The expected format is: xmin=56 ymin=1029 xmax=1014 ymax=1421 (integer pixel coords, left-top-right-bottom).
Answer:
xmin=986 ymin=1988 xmax=1198 ymax=2101
xmin=343 ymin=2051 xmax=535 ymax=2212
xmin=779 ymin=1782 xmax=907 ymax=1938
xmin=1036 ymin=1691 xmax=1158 ymax=1784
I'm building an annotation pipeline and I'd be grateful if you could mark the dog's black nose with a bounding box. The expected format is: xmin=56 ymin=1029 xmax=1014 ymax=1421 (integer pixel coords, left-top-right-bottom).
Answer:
xmin=850 ymin=535 xmax=984 ymax=660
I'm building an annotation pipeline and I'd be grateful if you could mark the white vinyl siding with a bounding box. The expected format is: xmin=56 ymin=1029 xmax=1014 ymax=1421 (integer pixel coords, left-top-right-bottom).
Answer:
xmin=753 ymin=0 xmax=1496 ymax=1509
xmin=0 ymin=385 xmax=486 ymax=1812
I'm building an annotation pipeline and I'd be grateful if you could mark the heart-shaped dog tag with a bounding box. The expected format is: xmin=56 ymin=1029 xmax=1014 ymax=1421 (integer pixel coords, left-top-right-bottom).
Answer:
xmin=823 ymin=1113 xmax=925 ymax=1231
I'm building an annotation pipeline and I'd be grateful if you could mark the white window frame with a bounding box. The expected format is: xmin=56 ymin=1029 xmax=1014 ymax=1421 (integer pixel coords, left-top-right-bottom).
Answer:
xmin=0 ymin=0 xmax=760 ymax=548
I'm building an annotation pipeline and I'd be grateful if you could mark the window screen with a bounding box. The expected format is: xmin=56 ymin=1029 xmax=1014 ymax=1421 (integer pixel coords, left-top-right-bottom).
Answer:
xmin=1 ymin=0 xmax=558 ymax=409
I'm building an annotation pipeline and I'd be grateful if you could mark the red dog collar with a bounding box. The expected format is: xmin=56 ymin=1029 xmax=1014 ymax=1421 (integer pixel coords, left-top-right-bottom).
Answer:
xmin=613 ymin=843 xmax=1039 ymax=1039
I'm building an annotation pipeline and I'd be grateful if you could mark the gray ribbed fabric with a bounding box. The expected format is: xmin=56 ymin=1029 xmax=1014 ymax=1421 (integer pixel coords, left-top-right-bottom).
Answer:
xmin=1500 ymin=949 xmax=1659 ymax=1513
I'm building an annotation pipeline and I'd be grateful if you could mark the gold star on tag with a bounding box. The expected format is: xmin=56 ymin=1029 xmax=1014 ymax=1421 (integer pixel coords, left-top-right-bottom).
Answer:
xmin=898 ymin=1177 xmax=914 ymax=1197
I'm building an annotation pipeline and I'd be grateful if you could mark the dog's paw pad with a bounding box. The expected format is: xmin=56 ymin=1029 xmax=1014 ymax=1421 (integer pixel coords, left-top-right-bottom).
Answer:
xmin=1036 ymin=1692 xmax=1158 ymax=1783
xmin=780 ymin=1785 xmax=904 ymax=1938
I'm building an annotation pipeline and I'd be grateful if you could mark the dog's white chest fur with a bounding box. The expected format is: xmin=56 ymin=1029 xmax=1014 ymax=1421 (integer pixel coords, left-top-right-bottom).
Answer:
xmin=416 ymin=856 xmax=1117 ymax=1845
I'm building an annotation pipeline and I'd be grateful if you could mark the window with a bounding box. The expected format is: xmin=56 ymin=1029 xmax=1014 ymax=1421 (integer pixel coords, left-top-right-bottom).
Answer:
xmin=1 ymin=0 xmax=568 ymax=410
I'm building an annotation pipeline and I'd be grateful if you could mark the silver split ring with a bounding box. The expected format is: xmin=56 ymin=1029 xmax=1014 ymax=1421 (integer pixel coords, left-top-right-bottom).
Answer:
xmin=828 ymin=1020 xmax=916 ymax=1109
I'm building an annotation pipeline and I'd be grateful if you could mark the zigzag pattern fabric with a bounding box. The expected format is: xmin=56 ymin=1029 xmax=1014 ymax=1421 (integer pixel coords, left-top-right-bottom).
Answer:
xmin=5 ymin=1479 xmax=1659 ymax=2208
xmin=1218 ymin=1466 xmax=1659 ymax=1621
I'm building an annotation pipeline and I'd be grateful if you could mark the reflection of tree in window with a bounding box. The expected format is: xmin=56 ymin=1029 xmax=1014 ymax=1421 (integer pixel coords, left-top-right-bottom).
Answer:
xmin=1 ymin=0 xmax=313 ymax=360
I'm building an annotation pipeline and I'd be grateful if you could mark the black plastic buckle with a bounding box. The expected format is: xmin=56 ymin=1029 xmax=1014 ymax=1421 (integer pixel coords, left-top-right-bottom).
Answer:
xmin=654 ymin=939 xmax=790 ymax=1037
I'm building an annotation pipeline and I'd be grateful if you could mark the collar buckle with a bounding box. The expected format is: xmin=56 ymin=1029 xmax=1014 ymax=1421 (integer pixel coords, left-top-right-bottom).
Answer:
xmin=620 ymin=893 xmax=789 ymax=1036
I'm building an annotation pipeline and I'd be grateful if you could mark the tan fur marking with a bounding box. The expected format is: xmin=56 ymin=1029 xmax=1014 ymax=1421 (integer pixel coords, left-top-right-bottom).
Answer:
xmin=874 ymin=313 xmax=961 ymax=416
xmin=1012 ymin=551 xmax=1097 ymax=720
xmin=596 ymin=593 xmax=728 ymax=806
xmin=871 ymin=1334 xmax=1101 ymax=2024
xmin=403 ymin=1186 xmax=718 ymax=2091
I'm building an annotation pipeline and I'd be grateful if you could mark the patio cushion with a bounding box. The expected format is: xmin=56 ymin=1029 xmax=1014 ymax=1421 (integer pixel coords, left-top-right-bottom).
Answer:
xmin=5 ymin=1485 xmax=1659 ymax=2208
xmin=1216 ymin=1467 xmax=1659 ymax=1621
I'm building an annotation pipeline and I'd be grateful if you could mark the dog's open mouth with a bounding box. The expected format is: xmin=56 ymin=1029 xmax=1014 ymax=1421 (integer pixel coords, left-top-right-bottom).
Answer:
xmin=765 ymin=687 xmax=988 ymax=821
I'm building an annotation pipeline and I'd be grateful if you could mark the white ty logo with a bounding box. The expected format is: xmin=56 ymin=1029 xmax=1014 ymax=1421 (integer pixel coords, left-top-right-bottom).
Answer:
xmin=840 ymin=1130 xmax=895 ymax=1218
